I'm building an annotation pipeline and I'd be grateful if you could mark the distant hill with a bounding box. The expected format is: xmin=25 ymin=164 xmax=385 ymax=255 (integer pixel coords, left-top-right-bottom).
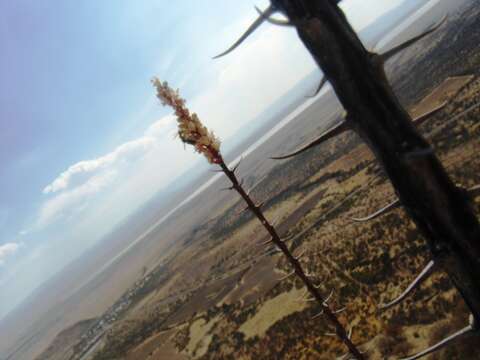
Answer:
xmin=36 ymin=318 xmax=97 ymax=360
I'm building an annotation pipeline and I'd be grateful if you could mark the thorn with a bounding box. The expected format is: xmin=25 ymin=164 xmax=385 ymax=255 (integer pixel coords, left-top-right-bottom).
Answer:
xmin=403 ymin=146 xmax=435 ymax=160
xmin=237 ymin=204 xmax=249 ymax=215
xmin=380 ymin=15 xmax=447 ymax=63
xmin=270 ymin=216 xmax=280 ymax=226
xmin=351 ymin=199 xmax=401 ymax=222
xmin=245 ymin=177 xmax=264 ymax=196
xmin=312 ymin=310 xmax=324 ymax=319
xmin=230 ymin=157 xmax=243 ymax=173
xmin=468 ymin=184 xmax=480 ymax=197
xmin=294 ymin=249 xmax=306 ymax=261
xmin=220 ymin=185 xmax=235 ymax=191
xmin=262 ymin=249 xmax=278 ymax=257
xmin=256 ymin=201 xmax=265 ymax=209
xmin=323 ymin=289 xmax=334 ymax=305
xmin=298 ymin=288 xmax=309 ymax=299
xmin=412 ymin=101 xmax=447 ymax=126
xmin=307 ymin=76 xmax=328 ymax=98
xmin=281 ymin=233 xmax=295 ymax=242
xmin=278 ymin=270 xmax=295 ymax=281
xmin=271 ymin=120 xmax=349 ymax=160
xmin=259 ymin=238 xmax=273 ymax=246
xmin=333 ymin=307 xmax=347 ymax=314
xmin=325 ymin=332 xmax=337 ymax=337
xmin=213 ymin=5 xmax=275 ymax=59
xmin=254 ymin=6 xmax=293 ymax=27
xmin=379 ymin=260 xmax=436 ymax=310
xmin=400 ymin=316 xmax=475 ymax=360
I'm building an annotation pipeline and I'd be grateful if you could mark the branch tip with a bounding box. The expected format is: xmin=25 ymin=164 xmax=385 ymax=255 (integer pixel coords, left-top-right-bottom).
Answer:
xmin=307 ymin=76 xmax=328 ymax=98
xmin=351 ymin=199 xmax=401 ymax=222
xmin=213 ymin=5 xmax=275 ymax=59
xmin=271 ymin=120 xmax=349 ymax=160
xmin=379 ymin=260 xmax=436 ymax=310
xmin=379 ymin=15 xmax=447 ymax=63
xmin=254 ymin=6 xmax=292 ymax=27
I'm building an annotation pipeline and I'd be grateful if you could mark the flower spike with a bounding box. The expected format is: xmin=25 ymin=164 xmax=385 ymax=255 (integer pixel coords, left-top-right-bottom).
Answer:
xmin=152 ymin=78 xmax=222 ymax=164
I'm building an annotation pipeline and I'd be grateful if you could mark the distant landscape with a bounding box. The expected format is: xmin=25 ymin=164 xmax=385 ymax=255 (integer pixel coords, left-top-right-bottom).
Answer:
xmin=1 ymin=0 xmax=479 ymax=359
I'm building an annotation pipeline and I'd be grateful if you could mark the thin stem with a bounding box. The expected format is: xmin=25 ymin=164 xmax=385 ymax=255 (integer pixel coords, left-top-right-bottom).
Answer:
xmin=219 ymin=160 xmax=365 ymax=360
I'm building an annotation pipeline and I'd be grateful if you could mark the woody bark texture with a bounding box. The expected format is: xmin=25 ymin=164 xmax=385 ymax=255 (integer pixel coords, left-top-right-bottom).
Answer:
xmin=272 ymin=0 xmax=480 ymax=322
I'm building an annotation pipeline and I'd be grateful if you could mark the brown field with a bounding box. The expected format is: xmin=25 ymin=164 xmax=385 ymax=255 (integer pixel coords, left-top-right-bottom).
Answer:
xmin=86 ymin=69 xmax=480 ymax=360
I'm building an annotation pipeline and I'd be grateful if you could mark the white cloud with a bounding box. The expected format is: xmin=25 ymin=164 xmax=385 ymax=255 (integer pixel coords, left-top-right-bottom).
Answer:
xmin=36 ymin=114 xmax=178 ymax=229
xmin=37 ymin=170 xmax=118 ymax=228
xmin=43 ymin=137 xmax=157 ymax=195
xmin=0 ymin=243 xmax=21 ymax=266
xmin=43 ymin=115 xmax=178 ymax=198
xmin=145 ymin=115 xmax=176 ymax=138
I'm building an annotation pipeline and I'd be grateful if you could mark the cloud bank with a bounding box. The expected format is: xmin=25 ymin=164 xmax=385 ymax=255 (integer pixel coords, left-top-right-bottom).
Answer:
xmin=0 ymin=243 xmax=21 ymax=266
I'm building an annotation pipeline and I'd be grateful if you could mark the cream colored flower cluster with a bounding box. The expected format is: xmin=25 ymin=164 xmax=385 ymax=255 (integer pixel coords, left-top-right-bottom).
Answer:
xmin=152 ymin=78 xmax=222 ymax=164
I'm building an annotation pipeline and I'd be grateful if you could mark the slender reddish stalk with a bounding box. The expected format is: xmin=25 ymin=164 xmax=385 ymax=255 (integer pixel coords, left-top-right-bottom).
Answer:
xmin=218 ymin=159 xmax=365 ymax=360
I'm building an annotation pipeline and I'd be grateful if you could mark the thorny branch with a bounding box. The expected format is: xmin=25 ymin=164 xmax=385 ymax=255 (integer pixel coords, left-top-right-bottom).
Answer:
xmin=219 ymin=160 xmax=365 ymax=359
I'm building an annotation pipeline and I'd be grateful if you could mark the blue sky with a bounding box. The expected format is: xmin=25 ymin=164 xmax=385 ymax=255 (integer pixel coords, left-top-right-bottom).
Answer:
xmin=0 ymin=0 xmax=408 ymax=319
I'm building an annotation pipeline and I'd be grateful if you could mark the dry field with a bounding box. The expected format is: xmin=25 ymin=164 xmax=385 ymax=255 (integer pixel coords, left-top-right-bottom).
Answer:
xmin=81 ymin=73 xmax=479 ymax=360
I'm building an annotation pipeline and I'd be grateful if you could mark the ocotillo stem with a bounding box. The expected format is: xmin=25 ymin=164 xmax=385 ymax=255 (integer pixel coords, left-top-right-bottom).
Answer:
xmin=218 ymin=160 xmax=365 ymax=360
